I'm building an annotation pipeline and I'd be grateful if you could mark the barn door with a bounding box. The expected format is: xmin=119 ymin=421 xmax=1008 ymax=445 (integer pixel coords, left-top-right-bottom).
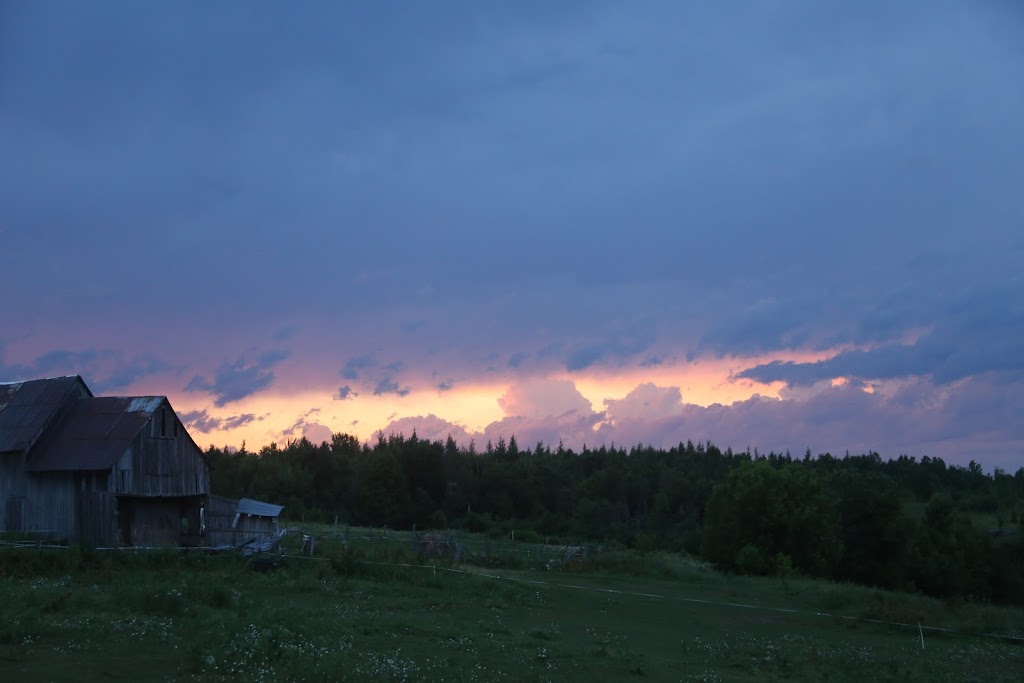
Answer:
xmin=76 ymin=491 xmax=116 ymax=547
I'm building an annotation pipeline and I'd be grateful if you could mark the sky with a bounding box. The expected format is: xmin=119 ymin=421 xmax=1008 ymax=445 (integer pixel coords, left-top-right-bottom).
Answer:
xmin=2 ymin=1 xmax=1023 ymax=471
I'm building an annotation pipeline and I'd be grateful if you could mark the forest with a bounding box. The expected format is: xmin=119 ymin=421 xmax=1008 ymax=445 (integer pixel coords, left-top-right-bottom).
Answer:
xmin=205 ymin=433 xmax=1024 ymax=605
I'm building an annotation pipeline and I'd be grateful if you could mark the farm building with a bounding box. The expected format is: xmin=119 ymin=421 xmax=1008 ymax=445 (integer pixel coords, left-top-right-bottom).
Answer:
xmin=205 ymin=494 xmax=284 ymax=548
xmin=0 ymin=375 xmax=209 ymax=546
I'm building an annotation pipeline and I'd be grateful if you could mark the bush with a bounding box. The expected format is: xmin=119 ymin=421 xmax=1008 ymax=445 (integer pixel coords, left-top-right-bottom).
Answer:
xmin=735 ymin=544 xmax=768 ymax=575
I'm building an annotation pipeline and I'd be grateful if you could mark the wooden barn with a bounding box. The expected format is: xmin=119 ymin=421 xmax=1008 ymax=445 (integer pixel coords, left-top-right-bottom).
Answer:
xmin=0 ymin=375 xmax=209 ymax=547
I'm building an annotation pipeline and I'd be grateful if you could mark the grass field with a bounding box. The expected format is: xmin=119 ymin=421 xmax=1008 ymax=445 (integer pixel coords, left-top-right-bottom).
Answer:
xmin=1 ymin=539 xmax=1022 ymax=682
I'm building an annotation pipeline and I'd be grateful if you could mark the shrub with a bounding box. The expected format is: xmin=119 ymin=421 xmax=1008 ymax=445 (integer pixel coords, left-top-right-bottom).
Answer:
xmin=735 ymin=544 xmax=768 ymax=575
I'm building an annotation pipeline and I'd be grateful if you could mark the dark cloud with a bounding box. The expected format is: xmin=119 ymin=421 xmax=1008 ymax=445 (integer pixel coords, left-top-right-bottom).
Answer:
xmin=179 ymin=410 xmax=221 ymax=434
xmin=98 ymin=357 xmax=174 ymax=392
xmin=373 ymin=378 xmax=411 ymax=397
xmin=185 ymin=350 xmax=289 ymax=406
xmin=640 ymin=356 xmax=663 ymax=368
xmin=179 ymin=409 xmax=261 ymax=434
xmin=739 ymin=276 xmax=1024 ymax=386
xmin=566 ymin=345 xmax=606 ymax=372
xmin=0 ymin=346 xmax=172 ymax=391
xmin=222 ymin=413 xmax=261 ymax=430
xmin=508 ymin=352 xmax=529 ymax=368
xmin=3 ymin=2 xmax=1023 ymax=464
xmin=437 ymin=379 xmax=454 ymax=392
xmin=700 ymin=297 xmax=819 ymax=356
xmin=565 ymin=322 xmax=657 ymax=371
xmin=334 ymin=385 xmax=356 ymax=400
xmin=339 ymin=355 xmax=375 ymax=380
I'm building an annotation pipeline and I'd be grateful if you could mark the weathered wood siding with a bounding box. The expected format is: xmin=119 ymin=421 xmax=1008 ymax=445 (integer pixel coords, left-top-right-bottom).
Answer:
xmin=204 ymin=494 xmax=280 ymax=547
xmin=0 ymin=378 xmax=91 ymax=538
xmin=117 ymin=496 xmax=205 ymax=546
xmin=77 ymin=491 xmax=117 ymax=546
xmin=114 ymin=402 xmax=209 ymax=498
xmin=0 ymin=455 xmax=78 ymax=540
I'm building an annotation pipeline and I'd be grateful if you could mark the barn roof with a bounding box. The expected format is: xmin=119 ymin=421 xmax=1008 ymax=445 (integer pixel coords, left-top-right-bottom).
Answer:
xmin=26 ymin=396 xmax=164 ymax=472
xmin=236 ymin=498 xmax=284 ymax=518
xmin=0 ymin=376 xmax=92 ymax=454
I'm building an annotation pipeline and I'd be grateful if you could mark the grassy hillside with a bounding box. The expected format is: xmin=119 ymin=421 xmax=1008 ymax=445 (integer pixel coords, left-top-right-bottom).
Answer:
xmin=1 ymin=540 xmax=1021 ymax=682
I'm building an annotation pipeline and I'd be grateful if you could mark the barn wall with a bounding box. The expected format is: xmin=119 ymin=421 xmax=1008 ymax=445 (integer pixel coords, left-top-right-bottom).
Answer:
xmin=0 ymin=455 xmax=79 ymax=540
xmin=117 ymin=495 xmax=205 ymax=546
xmin=0 ymin=454 xmax=20 ymax=532
xmin=115 ymin=405 xmax=209 ymax=498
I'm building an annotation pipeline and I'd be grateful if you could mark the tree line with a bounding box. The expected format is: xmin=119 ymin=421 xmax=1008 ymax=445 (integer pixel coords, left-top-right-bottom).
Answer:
xmin=205 ymin=433 xmax=1024 ymax=604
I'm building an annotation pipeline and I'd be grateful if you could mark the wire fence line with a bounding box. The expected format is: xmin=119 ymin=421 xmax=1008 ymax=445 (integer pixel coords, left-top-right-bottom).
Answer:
xmin=0 ymin=525 xmax=598 ymax=568
xmin=315 ymin=526 xmax=594 ymax=568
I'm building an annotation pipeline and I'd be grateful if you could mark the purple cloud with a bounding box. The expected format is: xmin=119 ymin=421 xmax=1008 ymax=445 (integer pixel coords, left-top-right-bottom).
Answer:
xmin=185 ymin=350 xmax=289 ymax=406
xmin=373 ymin=378 xmax=411 ymax=397
xmin=180 ymin=409 xmax=261 ymax=434
xmin=340 ymin=355 xmax=375 ymax=380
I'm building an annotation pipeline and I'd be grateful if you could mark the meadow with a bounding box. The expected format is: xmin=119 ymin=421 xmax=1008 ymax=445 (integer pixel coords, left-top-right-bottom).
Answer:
xmin=1 ymin=535 xmax=1022 ymax=682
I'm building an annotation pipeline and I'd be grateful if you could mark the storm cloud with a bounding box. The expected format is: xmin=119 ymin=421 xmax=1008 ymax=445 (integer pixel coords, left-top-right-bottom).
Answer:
xmin=3 ymin=1 xmax=1022 ymax=468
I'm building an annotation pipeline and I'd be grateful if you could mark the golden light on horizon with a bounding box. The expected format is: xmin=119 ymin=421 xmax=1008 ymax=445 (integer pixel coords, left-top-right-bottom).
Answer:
xmin=162 ymin=348 xmax=845 ymax=451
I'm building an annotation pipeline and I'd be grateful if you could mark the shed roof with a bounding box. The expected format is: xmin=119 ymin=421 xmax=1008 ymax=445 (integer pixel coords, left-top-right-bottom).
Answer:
xmin=236 ymin=498 xmax=284 ymax=518
xmin=0 ymin=376 xmax=92 ymax=454
xmin=26 ymin=396 xmax=164 ymax=472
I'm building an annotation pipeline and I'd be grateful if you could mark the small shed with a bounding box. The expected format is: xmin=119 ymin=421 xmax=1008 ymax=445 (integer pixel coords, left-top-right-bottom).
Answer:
xmin=205 ymin=494 xmax=284 ymax=548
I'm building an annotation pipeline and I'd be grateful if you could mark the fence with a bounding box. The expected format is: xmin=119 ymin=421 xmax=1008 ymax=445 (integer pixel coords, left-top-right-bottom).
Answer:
xmin=315 ymin=526 xmax=593 ymax=569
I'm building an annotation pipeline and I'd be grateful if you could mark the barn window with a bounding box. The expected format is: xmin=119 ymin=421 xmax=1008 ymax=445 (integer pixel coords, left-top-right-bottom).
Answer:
xmin=161 ymin=409 xmax=167 ymax=437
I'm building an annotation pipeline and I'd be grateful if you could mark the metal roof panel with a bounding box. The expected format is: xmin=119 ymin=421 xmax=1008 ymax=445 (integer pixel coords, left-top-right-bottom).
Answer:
xmin=0 ymin=376 xmax=90 ymax=453
xmin=236 ymin=498 xmax=285 ymax=518
xmin=26 ymin=397 xmax=154 ymax=471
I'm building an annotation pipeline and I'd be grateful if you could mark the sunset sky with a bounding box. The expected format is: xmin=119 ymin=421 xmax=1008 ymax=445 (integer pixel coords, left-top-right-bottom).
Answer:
xmin=2 ymin=1 xmax=1022 ymax=470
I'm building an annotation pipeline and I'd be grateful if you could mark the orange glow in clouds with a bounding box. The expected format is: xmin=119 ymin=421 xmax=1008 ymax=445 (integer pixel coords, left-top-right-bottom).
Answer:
xmin=163 ymin=348 xmax=842 ymax=450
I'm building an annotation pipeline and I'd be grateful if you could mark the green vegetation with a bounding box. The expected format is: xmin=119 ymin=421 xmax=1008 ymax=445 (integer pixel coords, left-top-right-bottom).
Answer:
xmin=1 ymin=539 xmax=1022 ymax=682
xmin=206 ymin=434 xmax=1024 ymax=604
